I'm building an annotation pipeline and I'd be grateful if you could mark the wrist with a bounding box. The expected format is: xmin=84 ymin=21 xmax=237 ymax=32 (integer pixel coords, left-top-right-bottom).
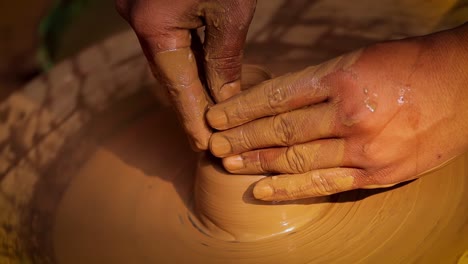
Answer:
xmin=418 ymin=24 xmax=468 ymax=152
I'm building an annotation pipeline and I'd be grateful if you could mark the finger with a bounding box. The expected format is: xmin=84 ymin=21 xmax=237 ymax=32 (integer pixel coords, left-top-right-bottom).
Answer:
xmin=127 ymin=3 xmax=212 ymax=150
xmin=202 ymin=0 xmax=257 ymax=102
xmin=222 ymin=139 xmax=345 ymax=174
xmin=253 ymin=168 xmax=365 ymax=201
xmin=206 ymin=51 xmax=363 ymax=130
xmin=206 ymin=67 xmax=329 ymax=130
xmin=210 ymin=103 xmax=336 ymax=157
xmin=150 ymin=47 xmax=212 ymax=150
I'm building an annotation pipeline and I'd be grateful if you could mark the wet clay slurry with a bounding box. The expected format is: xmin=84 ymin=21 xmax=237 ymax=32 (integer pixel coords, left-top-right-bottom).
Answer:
xmin=193 ymin=154 xmax=330 ymax=242
xmin=52 ymin=105 xmax=468 ymax=263
xmin=50 ymin=62 xmax=468 ymax=264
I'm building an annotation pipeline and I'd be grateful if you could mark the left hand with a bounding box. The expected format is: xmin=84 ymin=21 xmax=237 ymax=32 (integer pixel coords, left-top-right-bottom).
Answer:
xmin=115 ymin=0 xmax=256 ymax=150
xmin=206 ymin=25 xmax=468 ymax=201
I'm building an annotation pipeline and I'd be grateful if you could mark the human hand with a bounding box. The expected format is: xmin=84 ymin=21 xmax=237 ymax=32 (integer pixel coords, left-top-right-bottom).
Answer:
xmin=207 ymin=25 xmax=468 ymax=201
xmin=116 ymin=0 xmax=256 ymax=150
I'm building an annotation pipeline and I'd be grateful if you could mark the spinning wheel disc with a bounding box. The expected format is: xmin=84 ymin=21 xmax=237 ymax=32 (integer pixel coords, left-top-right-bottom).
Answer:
xmin=52 ymin=106 xmax=468 ymax=264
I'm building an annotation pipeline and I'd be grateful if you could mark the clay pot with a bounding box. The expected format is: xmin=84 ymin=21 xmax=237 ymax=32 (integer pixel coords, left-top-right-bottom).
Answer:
xmin=194 ymin=153 xmax=331 ymax=242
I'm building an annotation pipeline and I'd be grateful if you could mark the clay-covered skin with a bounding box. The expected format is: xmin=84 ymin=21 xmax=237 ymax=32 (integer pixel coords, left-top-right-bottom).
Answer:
xmin=190 ymin=64 xmax=326 ymax=241
xmin=207 ymin=24 xmax=468 ymax=201
xmin=116 ymin=0 xmax=256 ymax=150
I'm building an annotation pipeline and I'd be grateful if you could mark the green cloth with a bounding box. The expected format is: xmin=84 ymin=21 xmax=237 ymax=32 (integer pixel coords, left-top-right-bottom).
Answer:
xmin=38 ymin=0 xmax=88 ymax=70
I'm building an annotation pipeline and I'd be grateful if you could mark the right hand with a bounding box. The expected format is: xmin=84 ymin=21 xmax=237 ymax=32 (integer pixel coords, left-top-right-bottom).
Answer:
xmin=206 ymin=25 xmax=468 ymax=201
xmin=116 ymin=0 xmax=257 ymax=150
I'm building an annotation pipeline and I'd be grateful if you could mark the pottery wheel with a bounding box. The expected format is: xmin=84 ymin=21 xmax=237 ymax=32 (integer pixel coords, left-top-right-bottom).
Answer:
xmin=53 ymin=108 xmax=468 ymax=264
xmin=0 ymin=30 xmax=467 ymax=264
xmin=52 ymin=108 xmax=468 ymax=264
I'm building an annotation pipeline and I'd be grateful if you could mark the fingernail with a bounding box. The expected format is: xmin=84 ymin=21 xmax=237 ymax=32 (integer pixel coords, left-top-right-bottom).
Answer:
xmin=188 ymin=134 xmax=209 ymax=152
xmin=210 ymin=134 xmax=232 ymax=157
xmin=253 ymin=180 xmax=274 ymax=201
xmin=362 ymin=183 xmax=397 ymax=189
xmin=218 ymin=81 xmax=241 ymax=101
xmin=206 ymin=108 xmax=228 ymax=129
xmin=223 ymin=155 xmax=244 ymax=172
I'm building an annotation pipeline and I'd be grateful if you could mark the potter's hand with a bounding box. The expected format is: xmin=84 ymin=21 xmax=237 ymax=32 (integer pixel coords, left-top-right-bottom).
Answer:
xmin=116 ymin=0 xmax=256 ymax=150
xmin=206 ymin=25 xmax=468 ymax=201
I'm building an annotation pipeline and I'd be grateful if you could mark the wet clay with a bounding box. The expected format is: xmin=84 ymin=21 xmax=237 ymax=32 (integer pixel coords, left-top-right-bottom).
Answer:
xmin=153 ymin=47 xmax=212 ymax=149
xmin=52 ymin=104 xmax=468 ymax=263
xmin=50 ymin=65 xmax=468 ymax=264
xmin=193 ymin=154 xmax=329 ymax=241
xmin=43 ymin=58 xmax=468 ymax=262
xmin=193 ymin=65 xmax=329 ymax=242
xmin=156 ymin=65 xmax=330 ymax=242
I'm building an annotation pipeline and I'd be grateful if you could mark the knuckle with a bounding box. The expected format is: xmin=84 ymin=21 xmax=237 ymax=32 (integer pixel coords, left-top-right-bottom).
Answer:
xmin=265 ymin=81 xmax=288 ymax=113
xmin=130 ymin=17 xmax=161 ymax=36
xmin=191 ymin=137 xmax=208 ymax=151
xmin=364 ymin=167 xmax=395 ymax=185
xmin=205 ymin=55 xmax=242 ymax=88
xmin=272 ymin=115 xmax=295 ymax=145
xmin=205 ymin=54 xmax=242 ymax=70
xmin=257 ymin=151 xmax=271 ymax=172
xmin=238 ymin=126 xmax=255 ymax=150
xmin=357 ymin=140 xmax=387 ymax=165
xmin=125 ymin=7 xmax=170 ymax=38
xmin=311 ymin=173 xmax=339 ymax=195
xmin=285 ymin=145 xmax=308 ymax=173
xmin=336 ymin=104 xmax=367 ymax=132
